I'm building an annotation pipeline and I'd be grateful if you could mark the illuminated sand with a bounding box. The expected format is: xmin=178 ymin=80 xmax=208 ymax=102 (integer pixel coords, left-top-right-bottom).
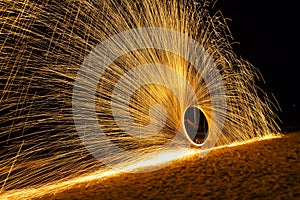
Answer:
xmin=2 ymin=133 xmax=299 ymax=200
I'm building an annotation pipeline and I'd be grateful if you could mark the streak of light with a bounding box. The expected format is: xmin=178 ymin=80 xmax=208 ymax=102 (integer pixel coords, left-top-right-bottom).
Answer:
xmin=0 ymin=134 xmax=281 ymax=200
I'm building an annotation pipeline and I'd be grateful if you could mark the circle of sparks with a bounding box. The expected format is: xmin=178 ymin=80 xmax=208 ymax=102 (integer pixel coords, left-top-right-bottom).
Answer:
xmin=72 ymin=27 xmax=226 ymax=172
xmin=183 ymin=106 xmax=209 ymax=146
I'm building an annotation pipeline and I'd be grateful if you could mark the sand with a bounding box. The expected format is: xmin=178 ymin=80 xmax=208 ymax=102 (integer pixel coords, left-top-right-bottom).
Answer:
xmin=35 ymin=132 xmax=300 ymax=200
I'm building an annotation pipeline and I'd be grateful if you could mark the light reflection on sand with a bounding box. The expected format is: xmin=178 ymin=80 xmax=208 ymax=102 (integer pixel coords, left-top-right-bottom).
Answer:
xmin=0 ymin=134 xmax=281 ymax=200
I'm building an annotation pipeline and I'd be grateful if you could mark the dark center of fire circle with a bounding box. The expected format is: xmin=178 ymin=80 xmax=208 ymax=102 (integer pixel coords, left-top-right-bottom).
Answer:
xmin=183 ymin=106 xmax=208 ymax=145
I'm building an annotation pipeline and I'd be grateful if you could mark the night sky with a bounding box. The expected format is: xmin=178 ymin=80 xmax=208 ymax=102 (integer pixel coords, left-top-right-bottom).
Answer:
xmin=216 ymin=0 xmax=299 ymax=132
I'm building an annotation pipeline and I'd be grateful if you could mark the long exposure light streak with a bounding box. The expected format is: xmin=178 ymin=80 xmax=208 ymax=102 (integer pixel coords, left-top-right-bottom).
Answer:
xmin=0 ymin=134 xmax=281 ymax=200
xmin=0 ymin=0 xmax=280 ymax=196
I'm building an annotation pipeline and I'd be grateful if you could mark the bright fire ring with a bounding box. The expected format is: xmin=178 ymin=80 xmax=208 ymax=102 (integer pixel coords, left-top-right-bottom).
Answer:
xmin=183 ymin=106 xmax=209 ymax=146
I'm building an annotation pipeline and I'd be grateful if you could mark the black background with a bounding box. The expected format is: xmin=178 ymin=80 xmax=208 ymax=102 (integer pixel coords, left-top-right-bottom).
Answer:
xmin=216 ymin=0 xmax=299 ymax=132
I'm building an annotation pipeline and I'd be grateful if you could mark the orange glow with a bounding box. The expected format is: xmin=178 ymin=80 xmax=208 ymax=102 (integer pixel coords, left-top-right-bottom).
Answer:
xmin=0 ymin=134 xmax=281 ymax=200
xmin=1 ymin=0 xmax=282 ymax=195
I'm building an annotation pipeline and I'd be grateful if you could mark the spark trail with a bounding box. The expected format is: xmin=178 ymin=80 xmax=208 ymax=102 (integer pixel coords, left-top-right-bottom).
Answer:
xmin=0 ymin=0 xmax=280 ymax=196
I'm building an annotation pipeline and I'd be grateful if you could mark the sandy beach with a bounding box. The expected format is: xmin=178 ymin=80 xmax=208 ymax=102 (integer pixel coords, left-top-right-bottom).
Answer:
xmin=31 ymin=132 xmax=299 ymax=200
